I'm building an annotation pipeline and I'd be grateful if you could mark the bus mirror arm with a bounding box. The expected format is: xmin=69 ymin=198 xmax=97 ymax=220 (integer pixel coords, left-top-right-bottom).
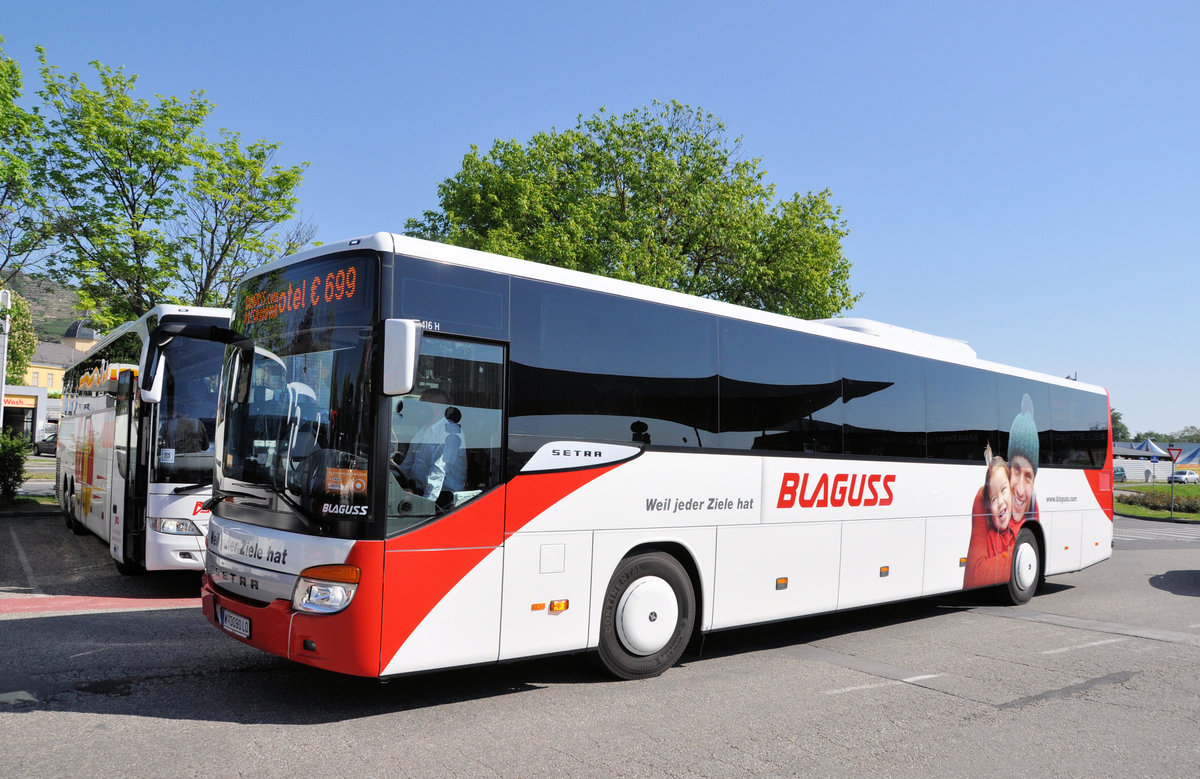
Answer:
xmin=142 ymin=323 xmax=253 ymax=402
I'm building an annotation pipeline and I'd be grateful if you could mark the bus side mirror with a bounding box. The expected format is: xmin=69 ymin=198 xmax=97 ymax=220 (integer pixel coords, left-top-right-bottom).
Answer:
xmin=382 ymin=319 xmax=422 ymax=396
xmin=140 ymin=355 xmax=165 ymax=404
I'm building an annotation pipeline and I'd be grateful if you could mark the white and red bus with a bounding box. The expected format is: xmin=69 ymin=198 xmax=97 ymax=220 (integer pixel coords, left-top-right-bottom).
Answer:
xmin=201 ymin=233 xmax=1113 ymax=679
xmin=57 ymin=305 xmax=231 ymax=574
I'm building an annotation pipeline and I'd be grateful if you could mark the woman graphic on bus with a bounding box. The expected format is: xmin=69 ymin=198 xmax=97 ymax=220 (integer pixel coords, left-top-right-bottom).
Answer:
xmin=1006 ymin=394 xmax=1040 ymax=525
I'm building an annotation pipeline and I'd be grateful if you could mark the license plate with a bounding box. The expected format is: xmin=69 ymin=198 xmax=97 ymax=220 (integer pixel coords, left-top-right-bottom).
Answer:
xmin=220 ymin=607 xmax=251 ymax=639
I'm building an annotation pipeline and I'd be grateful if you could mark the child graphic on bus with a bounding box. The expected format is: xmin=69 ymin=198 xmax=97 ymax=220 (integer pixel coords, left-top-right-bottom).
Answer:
xmin=964 ymin=393 xmax=1040 ymax=588
xmin=964 ymin=449 xmax=1021 ymax=587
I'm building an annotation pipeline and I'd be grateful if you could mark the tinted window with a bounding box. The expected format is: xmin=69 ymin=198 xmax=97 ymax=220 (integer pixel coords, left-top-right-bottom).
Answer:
xmin=842 ymin=344 xmax=925 ymax=458
xmin=509 ymin=280 xmax=718 ymax=472
xmin=925 ymin=362 xmax=998 ymax=463
xmin=718 ymin=321 xmax=843 ymax=454
xmin=396 ymin=255 xmax=509 ymax=339
xmin=1049 ymin=387 xmax=1108 ymax=468
xmin=995 ymin=378 xmax=1051 ymax=470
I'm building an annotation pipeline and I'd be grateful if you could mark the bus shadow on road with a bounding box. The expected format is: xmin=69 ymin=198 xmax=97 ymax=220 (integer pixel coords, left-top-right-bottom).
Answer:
xmin=685 ymin=584 xmax=1073 ymax=666
xmin=1149 ymin=570 xmax=1200 ymax=597
xmin=1 ymin=585 xmax=1082 ymax=723
xmin=0 ymin=607 xmax=602 ymax=722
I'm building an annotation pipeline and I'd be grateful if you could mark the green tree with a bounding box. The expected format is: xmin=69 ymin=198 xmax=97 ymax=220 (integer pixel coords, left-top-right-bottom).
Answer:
xmin=0 ymin=38 xmax=55 ymax=285
xmin=37 ymin=49 xmax=212 ymax=328
xmin=35 ymin=49 xmax=311 ymax=324
xmin=1110 ymin=408 xmax=1130 ymax=442
xmin=169 ymin=130 xmax=312 ymax=307
xmin=1169 ymin=426 xmax=1200 ymax=444
xmin=1 ymin=289 xmax=37 ymax=383
xmin=407 ymin=101 xmax=861 ymax=319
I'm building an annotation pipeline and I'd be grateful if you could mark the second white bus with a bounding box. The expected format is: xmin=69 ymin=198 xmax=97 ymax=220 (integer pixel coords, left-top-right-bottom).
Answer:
xmin=58 ymin=305 xmax=231 ymax=574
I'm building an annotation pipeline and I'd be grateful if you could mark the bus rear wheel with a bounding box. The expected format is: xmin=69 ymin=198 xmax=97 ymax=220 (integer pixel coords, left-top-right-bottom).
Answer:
xmin=1006 ymin=527 xmax=1041 ymax=605
xmin=597 ymin=551 xmax=695 ymax=680
xmin=66 ymin=486 xmax=87 ymax=536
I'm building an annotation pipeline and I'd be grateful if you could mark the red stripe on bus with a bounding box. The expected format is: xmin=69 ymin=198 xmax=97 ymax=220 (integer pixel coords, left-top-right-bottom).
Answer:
xmin=380 ymin=465 xmax=619 ymax=665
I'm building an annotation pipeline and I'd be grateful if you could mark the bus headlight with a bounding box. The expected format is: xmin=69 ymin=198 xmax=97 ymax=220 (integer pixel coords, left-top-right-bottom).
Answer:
xmin=152 ymin=517 xmax=202 ymax=535
xmin=291 ymin=564 xmax=361 ymax=614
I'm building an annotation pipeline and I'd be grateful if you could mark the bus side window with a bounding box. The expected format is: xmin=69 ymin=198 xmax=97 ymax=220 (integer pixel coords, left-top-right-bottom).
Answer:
xmin=387 ymin=337 xmax=504 ymax=535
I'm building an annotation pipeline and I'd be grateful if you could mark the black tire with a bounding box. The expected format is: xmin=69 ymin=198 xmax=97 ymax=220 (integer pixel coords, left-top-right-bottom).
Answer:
xmin=114 ymin=558 xmax=145 ymax=576
xmin=597 ymin=551 xmax=695 ymax=680
xmin=67 ymin=495 xmax=88 ymax=536
xmin=1005 ymin=527 xmax=1041 ymax=605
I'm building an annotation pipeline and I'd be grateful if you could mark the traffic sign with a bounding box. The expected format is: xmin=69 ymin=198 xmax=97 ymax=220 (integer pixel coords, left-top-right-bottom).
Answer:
xmin=1168 ymin=448 xmax=1182 ymax=463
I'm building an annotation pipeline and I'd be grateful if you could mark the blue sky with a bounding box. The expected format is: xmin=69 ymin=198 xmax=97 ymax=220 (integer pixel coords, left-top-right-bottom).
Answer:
xmin=4 ymin=1 xmax=1197 ymax=436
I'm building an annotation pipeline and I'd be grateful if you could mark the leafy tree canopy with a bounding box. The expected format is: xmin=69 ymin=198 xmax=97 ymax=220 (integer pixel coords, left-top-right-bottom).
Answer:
xmin=407 ymin=101 xmax=861 ymax=319
xmin=1110 ymin=408 xmax=1130 ymax=442
xmin=0 ymin=37 xmax=54 ymax=285
xmin=33 ymin=47 xmax=311 ymax=327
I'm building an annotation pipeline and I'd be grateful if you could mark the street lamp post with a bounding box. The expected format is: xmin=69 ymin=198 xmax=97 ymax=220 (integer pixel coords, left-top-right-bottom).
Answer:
xmin=0 ymin=289 xmax=10 ymax=433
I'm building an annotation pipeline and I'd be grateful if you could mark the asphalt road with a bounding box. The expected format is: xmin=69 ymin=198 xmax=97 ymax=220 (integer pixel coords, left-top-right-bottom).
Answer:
xmin=2 ymin=510 xmax=1198 ymax=777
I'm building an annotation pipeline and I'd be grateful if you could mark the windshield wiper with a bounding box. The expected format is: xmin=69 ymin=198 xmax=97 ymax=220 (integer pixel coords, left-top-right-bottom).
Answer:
xmin=172 ymin=479 xmax=214 ymax=494
xmin=275 ymin=491 xmax=325 ymax=535
xmin=201 ymin=488 xmax=270 ymax=512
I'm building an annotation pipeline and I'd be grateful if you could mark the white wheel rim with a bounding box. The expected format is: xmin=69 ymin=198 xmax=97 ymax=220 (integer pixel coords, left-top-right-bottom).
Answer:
xmin=615 ymin=575 xmax=679 ymax=656
xmin=1014 ymin=542 xmax=1038 ymax=591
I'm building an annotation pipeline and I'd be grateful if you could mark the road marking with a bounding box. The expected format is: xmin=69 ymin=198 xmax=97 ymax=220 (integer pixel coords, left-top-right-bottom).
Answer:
xmin=789 ymin=645 xmax=945 ymax=695
xmin=7 ymin=526 xmax=44 ymax=596
xmin=973 ymin=606 xmax=1200 ymax=648
xmin=1041 ymin=637 xmax=1128 ymax=655
xmin=1114 ymin=524 xmax=1200 ymax=542
xmin=0 ymin=690 xmax=38 ymax=706
xmin=0 ymin=595 xmax=199 ymax=620
xmin=824 ymin=674 xmax=942 ymax=696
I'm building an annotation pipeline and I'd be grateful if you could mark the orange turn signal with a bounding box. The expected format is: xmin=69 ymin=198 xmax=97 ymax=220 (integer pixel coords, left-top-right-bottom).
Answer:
xmin=299 ymin=564 xmax=361 ymax=584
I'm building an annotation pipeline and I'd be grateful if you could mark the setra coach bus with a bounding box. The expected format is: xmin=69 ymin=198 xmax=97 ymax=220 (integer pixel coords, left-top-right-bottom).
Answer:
xmin=199 ymin=233 xmax=1113 ymax=679
xmin=57 ymin=305 xmax=231 ymax=574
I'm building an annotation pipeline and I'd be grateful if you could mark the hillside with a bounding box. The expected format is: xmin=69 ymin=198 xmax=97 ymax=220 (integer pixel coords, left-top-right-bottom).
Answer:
xmin=8 ymin=273 xmax=83 ymax=343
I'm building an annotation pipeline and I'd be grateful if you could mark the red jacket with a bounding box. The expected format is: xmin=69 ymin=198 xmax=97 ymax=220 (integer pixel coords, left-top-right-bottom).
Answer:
xmin=963 ymin=486 xmax=1026 ymax=589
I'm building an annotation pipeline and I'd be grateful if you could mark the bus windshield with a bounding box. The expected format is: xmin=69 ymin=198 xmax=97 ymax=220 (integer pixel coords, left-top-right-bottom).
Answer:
xmin=152 ymin=338 xmax=225 ymax=485
xmin=215 ymin=252 xmax=378 ymax=537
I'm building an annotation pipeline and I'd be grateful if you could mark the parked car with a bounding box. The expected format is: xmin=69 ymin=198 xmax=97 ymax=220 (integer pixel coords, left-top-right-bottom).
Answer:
xmin=1113 ymin=465 xmax=1126 ymax=483
xmin=1167 ymin=470 xmax=1199 ymax=484
xmin=34 ymin=433 xmax=57 ymax=456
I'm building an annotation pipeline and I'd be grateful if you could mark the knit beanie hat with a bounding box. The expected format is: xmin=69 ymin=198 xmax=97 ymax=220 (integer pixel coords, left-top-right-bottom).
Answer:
xmin=1007 ymin=393 xmax=1039 ymax=471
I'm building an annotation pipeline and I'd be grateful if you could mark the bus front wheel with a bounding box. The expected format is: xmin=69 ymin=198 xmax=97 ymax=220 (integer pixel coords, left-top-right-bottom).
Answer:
xmin=597 ymin=551 xmax=695 ymax=680
xmin=1006 ymin=527 xmax=1041 ymax=605
xmin=114 ymin=558 xmax=145 ymax=576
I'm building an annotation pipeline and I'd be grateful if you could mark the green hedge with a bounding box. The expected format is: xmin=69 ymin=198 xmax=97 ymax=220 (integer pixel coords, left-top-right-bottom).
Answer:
xmin=0 ymin=432 xmax=32 ymax=500
xmin=1116 ymin=490 xmax=1200 ymax=514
